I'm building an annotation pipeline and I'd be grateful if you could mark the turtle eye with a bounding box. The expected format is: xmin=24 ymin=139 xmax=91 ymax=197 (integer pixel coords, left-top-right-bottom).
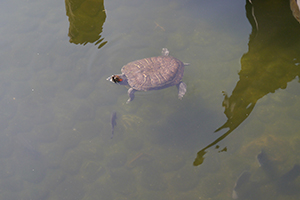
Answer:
xmin=111 ymin=76 xmax=117 ymax=83
xmin=112 ymin=75 xmax=122 ymax=83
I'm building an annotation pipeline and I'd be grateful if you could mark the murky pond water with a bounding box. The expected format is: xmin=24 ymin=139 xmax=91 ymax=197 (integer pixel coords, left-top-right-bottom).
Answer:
xmin=1 ymin=0 xmax=300 ymax=199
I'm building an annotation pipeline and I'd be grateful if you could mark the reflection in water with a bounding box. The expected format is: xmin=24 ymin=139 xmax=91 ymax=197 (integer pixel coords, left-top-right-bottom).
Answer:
xmin=194 ymin=0 xmax=300 ymax=166
xmin=65 ymin=0 xmax=107 ymax=48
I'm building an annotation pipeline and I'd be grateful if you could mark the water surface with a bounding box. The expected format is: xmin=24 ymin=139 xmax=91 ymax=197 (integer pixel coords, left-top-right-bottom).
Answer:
xmin=1 ymin=0 xmax=300 ymax=199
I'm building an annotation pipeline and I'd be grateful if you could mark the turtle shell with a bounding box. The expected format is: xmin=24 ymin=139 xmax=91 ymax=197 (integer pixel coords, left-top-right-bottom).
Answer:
xmin=121 ymin=55 xmax=184 ymax=91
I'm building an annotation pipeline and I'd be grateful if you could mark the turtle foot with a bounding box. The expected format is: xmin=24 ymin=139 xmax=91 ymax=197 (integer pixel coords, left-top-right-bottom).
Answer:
xmin=161 ymin=48 xmax=169 ymax=56
xmin=178 ymin=82 xmax=187 ymax=100
xmin=126 ymin=88 xmax=135 ymax=104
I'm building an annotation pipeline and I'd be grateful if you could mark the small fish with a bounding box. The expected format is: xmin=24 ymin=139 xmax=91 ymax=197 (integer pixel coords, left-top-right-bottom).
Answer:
xmin=111 ymin=111 xmax=117 ymax=139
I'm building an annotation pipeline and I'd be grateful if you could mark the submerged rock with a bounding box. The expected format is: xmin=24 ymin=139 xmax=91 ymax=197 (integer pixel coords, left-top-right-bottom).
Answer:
xmin=232 ymin=150 xmax=300 ymax=199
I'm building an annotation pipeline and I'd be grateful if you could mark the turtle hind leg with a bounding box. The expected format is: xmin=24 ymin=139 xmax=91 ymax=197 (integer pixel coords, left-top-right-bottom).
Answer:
xmin=126 ymin=88 xmax=136 ymax=104
xmin=177 ymin=82 xmax=187 ymax=100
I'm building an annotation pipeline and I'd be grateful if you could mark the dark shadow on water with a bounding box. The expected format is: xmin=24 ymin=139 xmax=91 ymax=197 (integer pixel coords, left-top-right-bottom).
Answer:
xmin=194 ymin=0 xmax=300 ymax=166
xmin=65 ymin=0 xmax=107 ymax=49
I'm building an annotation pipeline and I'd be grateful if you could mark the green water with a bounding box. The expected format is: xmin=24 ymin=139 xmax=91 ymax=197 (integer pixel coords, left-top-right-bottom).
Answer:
xmin=0 ymin=0 xmax=300 ymax=199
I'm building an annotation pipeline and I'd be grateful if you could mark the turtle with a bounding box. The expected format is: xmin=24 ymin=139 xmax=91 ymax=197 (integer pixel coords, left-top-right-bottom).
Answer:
xmin=107 ymin=48 xmax=188 ymax=103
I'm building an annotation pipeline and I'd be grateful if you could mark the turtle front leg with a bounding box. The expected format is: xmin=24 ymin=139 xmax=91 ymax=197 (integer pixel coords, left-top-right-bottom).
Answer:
xmin=126 ymin=88 xmax=136 ymax=104
xmin=177 ymin=82 xmax=187 ymax=100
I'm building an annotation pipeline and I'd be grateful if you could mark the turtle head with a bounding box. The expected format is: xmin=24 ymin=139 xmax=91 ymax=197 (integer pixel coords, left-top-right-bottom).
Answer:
xmin=107 ymin=74 xmax=127 ymax=85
